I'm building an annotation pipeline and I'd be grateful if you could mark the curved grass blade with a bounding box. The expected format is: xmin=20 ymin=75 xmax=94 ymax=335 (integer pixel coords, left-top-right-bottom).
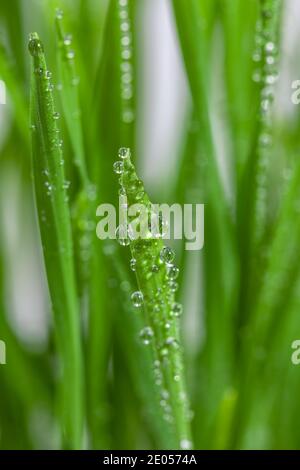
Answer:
xmin=114 ymin=148 xmax=193 ymax=449
xmin=109 ymin=251 xmax=176 ymax=448
xmin=28 ymin=33 xmax=84 ymax=449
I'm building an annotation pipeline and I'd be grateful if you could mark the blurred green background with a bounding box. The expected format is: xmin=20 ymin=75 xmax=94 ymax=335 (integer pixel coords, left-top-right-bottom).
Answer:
xmin=1 ymin=0 xmax=300 ymax=450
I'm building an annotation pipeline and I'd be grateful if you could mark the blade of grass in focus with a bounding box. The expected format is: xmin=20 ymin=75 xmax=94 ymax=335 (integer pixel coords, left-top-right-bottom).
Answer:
xmin=28 ymin=33 xmax=84 ymax=449
xmin=114 ymin=148 xmax=193 ymax=449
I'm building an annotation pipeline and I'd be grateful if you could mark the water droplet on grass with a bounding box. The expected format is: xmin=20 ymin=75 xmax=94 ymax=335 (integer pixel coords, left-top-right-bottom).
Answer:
xmin=131 ymin=291 xmax=143 ymax=307
xmin=265 ymin=41 xmax=275 ymax=53
xmin=160 ymin=246 xmax=175 ymax=264
xmin=66 ymin=50 xmax=75 ymax=60
xmin=35 ymin=67 xmax=44 ymax=76
xmin=56 ymin=8 xmax=63 ymax=19
xmin=165 ymin=337 xmax=179 ymax=349
xmin=167 ymin=265 xmax=179 ymax=280
xmin=28 ymin=37 xmax=44 ymax=56
xmin=139 ymin=326 xmax=153 ymax=345
xmin=64 ymin=34 xmax=72 ymax=46
xmin=169 ymin=280 xmax=178 ymax=292
xmin=171 ymin=302 xmax=183 ymax=317
xmin=45 ymin=70 xmax=52 ymax=80
xmin=119 ymin=147 xmax=130 ymax=159
xmin=180 ymin=439 xmax=192 ymax=450
xmin=130 ymin=258 xmax=137 ymax=271
xmin=122 ymin=109 xmax=134 ymax=123
xmin=113 ymin=161 xmax=124 ymax=174
xmin=116 ymin=226 xmax=129 ymax=246
xmin=121 ymin=49 xmax=132 ymax=60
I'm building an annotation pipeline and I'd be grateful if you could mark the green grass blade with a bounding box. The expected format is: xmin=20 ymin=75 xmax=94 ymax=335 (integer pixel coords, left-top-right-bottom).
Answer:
xmin=55 ymin=12 xmax=88 ymax=187
xmin=28 ymin=32 xmax=84 ymax=449
xmin=114 ymin=148 xmax=193 ymax=449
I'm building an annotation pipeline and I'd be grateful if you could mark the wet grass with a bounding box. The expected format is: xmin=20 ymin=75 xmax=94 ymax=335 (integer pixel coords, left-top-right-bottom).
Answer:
xmin=0 ymin=0 xmax=300 ymax=450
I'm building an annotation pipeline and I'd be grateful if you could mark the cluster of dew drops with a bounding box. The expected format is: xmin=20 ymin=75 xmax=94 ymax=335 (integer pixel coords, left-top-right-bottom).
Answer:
xmin=118 ymin=0 xmax=135 ymax=124
xmin=252 ymin=5 xmax=279 ymax=139
xmin=252 ymin=4 xmax=279 ymax=228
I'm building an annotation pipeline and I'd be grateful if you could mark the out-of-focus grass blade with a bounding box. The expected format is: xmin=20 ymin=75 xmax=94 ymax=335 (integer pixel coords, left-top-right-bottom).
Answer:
xmin=171 ymin=0 xmax=238 ymax=447
xmin=28 ymin=33 xmax=84 ymax=449
xmin=55 ymin=13 xmax=88 ymax=187
xmin=220 ymin=0 xmax=258 ymax=186
xmin=0 ymin=45 xmax=29 ymax=146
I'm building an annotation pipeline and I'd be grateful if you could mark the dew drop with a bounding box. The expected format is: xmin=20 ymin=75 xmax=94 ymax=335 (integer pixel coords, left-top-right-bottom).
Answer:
xmin=66 ymin=50 xmax=75 ymax=60
xmin=266 ymin=55 xmax=275 ymax=65
xmin=119 ymin=186 xmax=126 ymax=197
xmin=261 ymin=99 xmax=270 ymax=112
xmin=120 ymin=21 xmax=130 ymax=32
xmin=63 ymin=34 xmax=72 ymax=46
xmin=171 ymin=302 xmax=183 ymax=318
xmin=169 ymin=280 xmax=178 ymax=293
xmin=160 ymin=246 xmax=175 ymax=264
xmin=122 ymin=72 xmax=132 ymax=84
xmin=35 ymin=67 xmax=44 ymax=76
xmin=139 ymin=326 xmax=153 ymax=345
xmin=45 ymin=181 xmax=53 ymax=196
xmin=119 ymin=147 xmax=131 ymax=159
xmin=56 ymin=8 xmax=63 ymax=19
xmin=130 ymin=258 xmax=137 ymax=271
xmin=121 ymin=62 xmax=131 ymax=72
xmin=28 ymin=37 xmax=44 ymax=56
xmin=131 ymin=291 xmax=143 ymax=307
xmin=122 ymin=109 xmax=134 ymax=123
xmin=167 ymin=265 xmax=179 ymax=280
xmin=53 ymin=112 xmax=60 ymax=120
xmin=180 ymin=439 xmax=192 ymax=450
xmin=252 ymin=70 xmax=261 ymax=83
xmin=113 ymin=161 xmax=125 ymax=175
xmin=265 ymin=41 xmax=275 ymax=53
xmin=252 ymin=52 xmax=261 ymax=62
xmin=122 ymin=86 xmax=133 ymax=100
xmin=165 ymin=337 xmax=180 ymax=349
xmin=121 ymin=49 xmax=132 ymax=60
xmin=119 ymin=9 xmax=128 ymax=20
xmin=121 ymin=35 xmax=131 ymax=47
xmin=135 ymin=190 xmax=144 ymax=201
xmin=116 ymin=225 xmax=129 ymax=246
xmin=259 ymin=133 xmax=271 ymax=147
xmin=46 ymin=83 xmax=54 ymax=92
xmin=45 ymin=70 xmax=52 ymax=80
xmin=160 ymin=347 xmax=169 ymax=358
xmin=151 ymin=264 xmax=159 ymax=274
